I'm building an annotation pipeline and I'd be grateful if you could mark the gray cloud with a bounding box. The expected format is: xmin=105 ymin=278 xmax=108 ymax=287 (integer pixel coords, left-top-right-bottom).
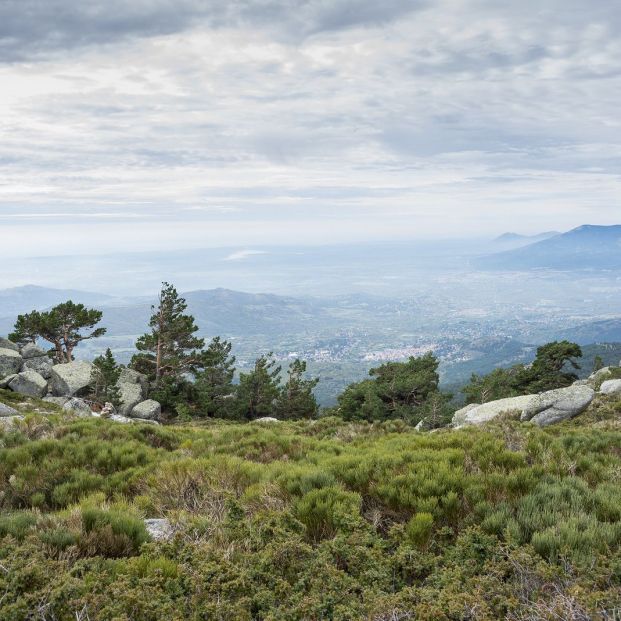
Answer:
xmin=0 ymin=0 xmax=620 ymax=256
xmin=0 ymin=0 xmax=426 ymax=61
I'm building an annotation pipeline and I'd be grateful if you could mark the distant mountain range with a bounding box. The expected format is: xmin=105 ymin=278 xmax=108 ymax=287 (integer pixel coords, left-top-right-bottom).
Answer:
xmin=0 ymin=285 xmax=113 ymax=318
xmin=493 ymin=231 xmax=560 ymax=246
xmin=478 ymin=225 xmax=621 ymax=270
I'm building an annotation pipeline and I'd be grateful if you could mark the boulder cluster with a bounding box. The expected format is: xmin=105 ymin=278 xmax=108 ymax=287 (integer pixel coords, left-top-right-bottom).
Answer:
xmin=453 ymin=362 xmax=621 ymax=428
xmin=0 ymin=337 xmax=161 ymax=424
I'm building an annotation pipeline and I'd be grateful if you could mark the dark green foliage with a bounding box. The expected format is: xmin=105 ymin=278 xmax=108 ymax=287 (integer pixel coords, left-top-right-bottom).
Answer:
xmin=336 ymin=352 xmax=447 ymax=423
xmin=132 ymin=282 xmax=204 ymax=393
xmin=194 ymin=336 xmax=236 ymax=418
xmin=462 ymin=366 xmax=522 ymax=404
xmin=91 ymin=348 xmax=122 ymax=407
xmin=276 ymin=359 xmax=319 ymax=420
xmin=523 ymin=340 xmax=583 ymax=392
xmin=235 ymin=353 xmax=281 ymax=420
xmin=593 ymin=354 xmax=604 ymax=372
xmin=463 ymin=340 xmax=583 ymax=403
xmin=10 ymin=301 xmax=105 ymax=363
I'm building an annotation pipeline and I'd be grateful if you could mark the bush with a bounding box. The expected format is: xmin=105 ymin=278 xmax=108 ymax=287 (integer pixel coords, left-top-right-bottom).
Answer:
xmin=295 ymin=486 xmax=362 ymax=541
xmin=80 ymin=507 xmax=148 ymax=557
xmin=405 ymin=512 xmax=434 ymax=547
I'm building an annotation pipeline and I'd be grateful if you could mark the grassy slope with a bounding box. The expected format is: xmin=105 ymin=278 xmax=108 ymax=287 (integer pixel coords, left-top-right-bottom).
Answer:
xmin=1 ymin=390 xmax=621 ymax=619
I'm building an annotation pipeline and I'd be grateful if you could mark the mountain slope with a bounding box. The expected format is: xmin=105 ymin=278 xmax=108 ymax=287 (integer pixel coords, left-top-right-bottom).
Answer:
xmin=0 ymin=285 xmax=114 ymax=319
xmin=477 ymin=224 xmax=621 ymax=270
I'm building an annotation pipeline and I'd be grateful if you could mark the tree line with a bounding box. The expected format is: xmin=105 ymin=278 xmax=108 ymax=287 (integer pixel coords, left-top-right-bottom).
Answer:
xmin=8 ymin=282 xmax=586 ymax=425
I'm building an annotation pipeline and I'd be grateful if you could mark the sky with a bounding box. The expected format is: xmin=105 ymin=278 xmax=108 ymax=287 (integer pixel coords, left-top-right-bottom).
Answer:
xmin=1 ymin=0 xmax=620 ymax=257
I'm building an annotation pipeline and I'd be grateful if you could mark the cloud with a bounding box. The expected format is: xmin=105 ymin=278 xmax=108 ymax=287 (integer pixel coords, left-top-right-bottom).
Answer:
xmin=0 ymin=0 xmax=620 ymax=258
xmin=0 ymin=0 xmax=426 ymax=62
xmin=223 ymin=250 xmax=268 ymax=261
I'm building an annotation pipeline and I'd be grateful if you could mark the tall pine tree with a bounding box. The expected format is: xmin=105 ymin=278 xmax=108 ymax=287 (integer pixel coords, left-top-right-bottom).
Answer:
xmin=91 ymin=348 xmax=122 ymax=408
xmin=236 ymin=353 xmax=281 ymax=420
xmin=276 ymin=359 xmax=318 ymax=419
xmin=131 ymin=283 xmax=204 ymax=408
xmin=195 ymin=337 xmax=236 ymax=418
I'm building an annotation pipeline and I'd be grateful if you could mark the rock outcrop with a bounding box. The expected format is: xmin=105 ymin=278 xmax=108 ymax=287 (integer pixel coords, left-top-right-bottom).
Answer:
xmin=118 ymin=368 xmax=148 ymax=397
xmin=118 ymin=382 xmax=143 ymax=416
xmin=453 ymin=385 xmax=595 ymax=428
xmin=62 ymin=398 xmax=93 ymax=416
xmin=0 ymin=348 xmax=22 ymax=378
xmin=0 ymin=335 xmax=162 ymax=427
xmin=0 ymin=402 xmax=19 ymax=417
xmin=600 ymin=379 xmax=621 ymax=396
xmin=453 ymin=396 xmax=534 ymax=427
xmin=521 ymin=385 xmax=594 ymax=426
xmin=131 ymin=399 xmax=161 ymax=420
xmin=49 ymin=360 xmax=94 ymax=396
xmin=8 ymin=370 xmax=48 ymax=398
xmin=0 ymin=338 xmax=19 ymax=352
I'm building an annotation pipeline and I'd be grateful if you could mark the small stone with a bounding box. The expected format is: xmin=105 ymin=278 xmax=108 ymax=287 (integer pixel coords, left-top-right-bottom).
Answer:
xmin=144 ymin=518 xmax=173 ymax=541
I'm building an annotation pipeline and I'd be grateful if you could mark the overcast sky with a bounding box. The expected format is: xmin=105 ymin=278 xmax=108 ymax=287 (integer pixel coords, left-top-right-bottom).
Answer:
xmin=1 ymin=0 xmax=620 ymax=257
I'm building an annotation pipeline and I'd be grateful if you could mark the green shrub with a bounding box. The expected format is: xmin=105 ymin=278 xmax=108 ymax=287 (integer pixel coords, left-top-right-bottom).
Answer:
xmin=0 ymin=511 xmax=38 ymax=540
xmin=405 ymin=512 xmax=434 ymax=547
xmin=80 ymin=507 xmax=148 ymax=557
xmin=295 ymin=487 xmax=362 ymax=541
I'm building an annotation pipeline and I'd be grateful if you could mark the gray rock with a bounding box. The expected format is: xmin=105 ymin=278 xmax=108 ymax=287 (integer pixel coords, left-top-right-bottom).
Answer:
xmin=43 ymin=396 xmax=70 ymax=407
xmin=572 ymin=379 xmax=590 ymax=386
xmin=62 ymin=397 xmax=93 ymax=416
xmin=118 ymin=382 xmax=143 ymax=416
xmin=144 ymin=518 xmax=173 ymax=541
xmin=452 ymin=395 xmax=534 ymax=427
xmin=49 ymin=360 xmax=94 ymax=396
xmin=600 ymin=379 xmax=621 ymax=396
xmin=0 ymin=337 xmax=19 ymax=352
xmin=253 ymin=416 xmax=280 ymax=423
xmin=0 ymin=348 xmax=23 ymax=379
xmin=130 ymin=399 xmax=161 ymax=420
xmin=0 ymin=374 xmax=18 ymax=389
xmin=0 ymin=415 xmax=24 ymax=430
xmin=118 ymin=368 xmax=148 ymax=397
xmin=20 ymin=343 xmax=48 ymax=359
xmin=103 ymin=413 xmax=160 ymax=425
xmin=589 ymin=367 xmax=611 ymax=382
xmin=521 ymin=385 xmax=595 ymax=427
xmin=452 ymin=403 xmax=481 ymax=427
xmin=22 ymin=356 xmax=54 ymax=379
xmin=0 ymin=402 xmax=19 ymax=417
xmin=8 ymin=370 xmax=48 ymax=398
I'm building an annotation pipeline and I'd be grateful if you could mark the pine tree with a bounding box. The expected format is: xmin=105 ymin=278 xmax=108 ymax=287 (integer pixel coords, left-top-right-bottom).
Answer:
xmin=236 ymin=353 xmax=281 ymax=420
xmin=276 ymin=359 xmax=318 ymax=419
xmin=91 ymin=348 xmax=122 ymax=408
xmin=10 ymin=301 xmax=106 ymax=363
xmin=195 ymin=337 xmax=236 ymax=418
xmin=131 ymin=282 xmax=205 ymax=388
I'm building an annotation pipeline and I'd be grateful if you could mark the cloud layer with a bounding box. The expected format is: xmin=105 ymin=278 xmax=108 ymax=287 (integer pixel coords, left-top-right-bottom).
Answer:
xmin=0 ymin=0 xmax=620 ymax=255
